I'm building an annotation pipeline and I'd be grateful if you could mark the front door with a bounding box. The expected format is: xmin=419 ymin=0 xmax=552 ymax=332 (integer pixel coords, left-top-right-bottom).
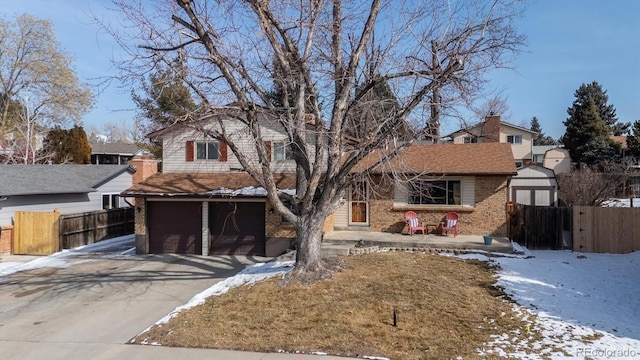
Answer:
xmin=349 ymin=181 xmax=369 ymax=225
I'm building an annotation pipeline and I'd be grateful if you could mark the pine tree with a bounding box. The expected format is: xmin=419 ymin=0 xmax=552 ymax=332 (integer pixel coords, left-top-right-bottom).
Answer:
xmin=44 ymin=125 xmax=91 ymax=164
xmin=562 ymin=96 xmax=618 ymax=165
xmin=570 ymin=82 xmax=629 ymax=135
xmin=131 ymin=61 xmax=197 ymax=158
xmin=530 ymin=116 xmax=557 ymax=146
xmin=627 ymin=120 xmax=640 ymax=158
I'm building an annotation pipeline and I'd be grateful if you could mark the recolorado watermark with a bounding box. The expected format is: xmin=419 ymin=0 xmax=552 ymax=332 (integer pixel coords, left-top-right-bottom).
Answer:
xmin=576 ymin=347 xmax=637 ymax=358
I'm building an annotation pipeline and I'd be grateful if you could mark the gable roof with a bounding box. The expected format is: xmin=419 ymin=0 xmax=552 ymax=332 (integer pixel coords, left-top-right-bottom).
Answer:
xmin=353 ymin=142 xmax=517 ymax=175
xmin=447 ymin=120 xmax=537 ymax=137
xmin=90 ymin=141 xmax=144 ymax=155
xmin=0 ymin=165 xmax=135 ymax=197
xmin=122 ymin=172 xmax=297 ymax=197
xmin=532 ymin=145 xmax=560 ymax=156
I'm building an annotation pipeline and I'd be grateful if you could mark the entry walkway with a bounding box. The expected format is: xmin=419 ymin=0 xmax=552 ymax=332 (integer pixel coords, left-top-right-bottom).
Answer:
xmin=322 ymin=231 xmax=513 ymax=256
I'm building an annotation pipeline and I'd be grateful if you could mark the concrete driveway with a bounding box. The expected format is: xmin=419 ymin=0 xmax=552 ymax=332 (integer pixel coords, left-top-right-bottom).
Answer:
xmin=0 ymin=237 xmax=351 ymax=360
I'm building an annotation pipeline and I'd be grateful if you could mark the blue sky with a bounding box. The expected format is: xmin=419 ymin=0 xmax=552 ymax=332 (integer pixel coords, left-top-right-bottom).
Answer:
xmin=1 ymin=0 xmax=639 ymax=139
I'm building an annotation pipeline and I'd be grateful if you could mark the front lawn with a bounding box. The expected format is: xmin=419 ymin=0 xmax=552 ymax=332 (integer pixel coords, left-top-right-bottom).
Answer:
xmin=133 ymin=252 xmax=534 ymax=359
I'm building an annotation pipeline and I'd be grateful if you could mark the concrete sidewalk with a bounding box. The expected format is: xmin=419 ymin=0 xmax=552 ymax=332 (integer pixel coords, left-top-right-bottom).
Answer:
xmin=0 ymin=341 xmax=355 ymax=360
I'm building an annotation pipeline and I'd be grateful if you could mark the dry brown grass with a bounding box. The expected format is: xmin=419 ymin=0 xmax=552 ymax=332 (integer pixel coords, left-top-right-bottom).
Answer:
xmin=134 ymin=252 xmax=534 ymax=359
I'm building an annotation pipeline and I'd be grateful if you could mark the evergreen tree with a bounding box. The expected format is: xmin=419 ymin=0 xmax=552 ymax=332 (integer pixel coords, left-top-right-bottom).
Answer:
xmin=562 ymin=96 xmax=619 ymax=165
xmin=44 ymin=125 xmax=91 ymax=164
xmin=131 ymin=61 xmax=197 ymax=157
xmin=570 ymin=81 xmax=629 ymax=135
xmin=627 ymin=120 xmax=640 ymax=158
xmin=530 ymin=116 xmax=557 ymax=145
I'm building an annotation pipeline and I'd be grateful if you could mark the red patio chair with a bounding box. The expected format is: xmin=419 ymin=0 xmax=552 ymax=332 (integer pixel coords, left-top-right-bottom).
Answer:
xmin=440 ymin=212 xmax=459 ymax=237
xmin=405 ymin=211 xmax=426 ymax=235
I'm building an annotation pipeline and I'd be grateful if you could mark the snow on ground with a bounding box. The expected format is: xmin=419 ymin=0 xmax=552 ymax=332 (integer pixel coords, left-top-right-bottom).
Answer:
xmin=602 ymin=198 xmax=640 ymax=207
xmin=0 ymin=234 xmax=135 ymax=277
xmin=3 ymin=234 xmax=639 ymax=358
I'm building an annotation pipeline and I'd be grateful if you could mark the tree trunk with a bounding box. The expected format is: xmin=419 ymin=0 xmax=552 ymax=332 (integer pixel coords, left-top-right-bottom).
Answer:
xmin=294 ymin=212 xmax=325 ymax=271
xmin=287 ymin=209 xmax=342 ymax=284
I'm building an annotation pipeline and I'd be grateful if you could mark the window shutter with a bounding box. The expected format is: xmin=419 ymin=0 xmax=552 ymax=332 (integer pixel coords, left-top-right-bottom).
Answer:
xmin=263 ymin=141 xmax=272 ymax=162
xmin=186 ymin=141 xmax=194 ymax=162
xmin=219 ymin=140 xmax=228 ymax=162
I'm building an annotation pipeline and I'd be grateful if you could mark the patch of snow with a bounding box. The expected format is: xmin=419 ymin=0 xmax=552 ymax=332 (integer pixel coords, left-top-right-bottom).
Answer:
xmin=0 ymin=234 xmax=135 ymax=277
xmin=477 ymin=249 xmax=640 ymax=358
xmin=601 ymin=198 xmax=640 ymax=207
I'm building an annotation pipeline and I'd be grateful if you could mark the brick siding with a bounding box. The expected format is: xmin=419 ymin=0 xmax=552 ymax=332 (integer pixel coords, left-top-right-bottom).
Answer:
xmin=367 ymin=176 xmax=509 ymax=236
xmin=0 ymin=225 xmax=13 ymax=255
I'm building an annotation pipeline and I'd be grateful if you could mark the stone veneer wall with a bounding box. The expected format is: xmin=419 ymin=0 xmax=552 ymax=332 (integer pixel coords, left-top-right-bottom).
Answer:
xmin=368 ymin=176 xmax=509 ymax=236
xmin=0 ymin=225 xmax=13 ymax=255
xmin=133 ymin=197 xmax=148 ymax=254
xmin=264 ymin=200 xmax=336 ymax=238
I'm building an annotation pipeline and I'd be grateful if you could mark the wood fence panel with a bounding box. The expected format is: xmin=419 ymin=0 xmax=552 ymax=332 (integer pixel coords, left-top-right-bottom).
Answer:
xmin=13 ymin=210 xmax=60 ymax=255
xmin=573 ymin=206 xmax=640 ymax=254
xmin=60 ymin=208 xmax=134 ymax=249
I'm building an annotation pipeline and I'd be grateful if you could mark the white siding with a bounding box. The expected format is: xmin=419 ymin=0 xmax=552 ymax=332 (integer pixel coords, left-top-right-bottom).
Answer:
xmin=451 ymin=124 xmax=533 ymax=163
xmin=334 ymin=200 xmax=348 ymax=228
xmin=544 ymin=148 xmax=571 ymax=174
xmin=94 ymin=171 xmax=135 ymax=208
xmin=161 ymin=119 xmax=322 ymax=174
xmin=510 ymin=166 xmax=557 ymax=188
xmin=1 ymin=193 xmax=92 ymax=226
xmin=0 ymin=171 xmax=134 ymax=226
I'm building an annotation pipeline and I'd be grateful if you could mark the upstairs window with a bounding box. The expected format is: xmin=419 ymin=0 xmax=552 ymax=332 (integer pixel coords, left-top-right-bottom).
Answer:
xmin=273 ymin=141 xmax=294 ymax=161
xmin=506 ymin=135 xmax=522 ymax=144
xmin=196 ymin=141 xmax=219 ymax=160
xmin=463 ymin=136 xmax=478 ymax=143
xmin=408 ymin=180 xmax=461 ymax=205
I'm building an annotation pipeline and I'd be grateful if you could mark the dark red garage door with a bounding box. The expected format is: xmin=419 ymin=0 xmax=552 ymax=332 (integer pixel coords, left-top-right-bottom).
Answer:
xmin=209 ymin=202 xmax=266 ymax=256
xmin=148 ymin=201 xmax=202 ymax=254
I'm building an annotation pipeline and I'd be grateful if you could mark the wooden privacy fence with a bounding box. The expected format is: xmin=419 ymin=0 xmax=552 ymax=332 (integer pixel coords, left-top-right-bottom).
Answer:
xmin=573 ymin=206 xmax=640 ymax=253
xmin=507 ymin=202 xmax=640 ymax=254
xmin=60 ymin=207 xmax=134 ymax=249
xmin=507 ymin=203 xmax=572 ymax=250
xmin=12 ymin=207 xmax=134 ymax=255
xmin=13 ymin=210 xmax=61 ymax=255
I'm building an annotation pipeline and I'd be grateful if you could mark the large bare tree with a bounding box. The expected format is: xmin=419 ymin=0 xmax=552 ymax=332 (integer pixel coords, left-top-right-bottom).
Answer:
xmin=0 ymin=14 xmax=94 ymax=162
xmin=105 ymin=0 xmax=525 ymax=280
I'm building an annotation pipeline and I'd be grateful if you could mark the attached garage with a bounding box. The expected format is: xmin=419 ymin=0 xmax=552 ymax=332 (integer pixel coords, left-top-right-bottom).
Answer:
xmin=209 ymin=201 xmax=266 ymax=256
xmin=147 ymin=201 xmax=202 ymax=254
xmin=123 ymin=172 xmax=297 ymax=256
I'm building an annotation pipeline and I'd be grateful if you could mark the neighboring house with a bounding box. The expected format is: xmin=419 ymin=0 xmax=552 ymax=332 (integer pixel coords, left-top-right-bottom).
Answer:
xmin=448 ymin=115 xmax=537 ymax=168
xmin=532 ymin=145 xmax=560 ymax=165
xmin=331 ymin=142 xmax=517 ymax=236
xmin=90 ymin=141 xmax=148 ymax=165
xmin=542 ymin=147 xmax=571 ymax=174
xmin=508 ymin=164 xmax=558 ymax=206
xmin=0 ymin=165 xmax=136 ymax=227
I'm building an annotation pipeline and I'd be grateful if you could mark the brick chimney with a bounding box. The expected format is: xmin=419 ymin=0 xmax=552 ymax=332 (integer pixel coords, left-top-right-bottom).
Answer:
xmin=483 ymin=114 xmax=501 ymax=143
xmin=129 ymin=156 xmax=158 ymax=184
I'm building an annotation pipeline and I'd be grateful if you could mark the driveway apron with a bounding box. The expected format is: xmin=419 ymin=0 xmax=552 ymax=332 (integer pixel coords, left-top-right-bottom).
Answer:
xmin=0 ymin=243 xmax=264 ymax=359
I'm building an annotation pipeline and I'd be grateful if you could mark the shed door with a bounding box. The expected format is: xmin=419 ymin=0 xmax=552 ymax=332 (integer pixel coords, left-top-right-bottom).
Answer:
xmin=209 ymin=202 xmax=266 ymax=256
xmin=148 ymin=201 xmax=202 ymax=254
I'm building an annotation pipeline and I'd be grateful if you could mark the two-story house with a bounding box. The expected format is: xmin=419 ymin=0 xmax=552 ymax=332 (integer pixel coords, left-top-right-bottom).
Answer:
xmin=123 ymin=110 xmax=518 ymax=257
xmin=121 ymin=112 xmax=322 ymax=257
xmin=447 ymin=115 xmax=537 ymax=168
